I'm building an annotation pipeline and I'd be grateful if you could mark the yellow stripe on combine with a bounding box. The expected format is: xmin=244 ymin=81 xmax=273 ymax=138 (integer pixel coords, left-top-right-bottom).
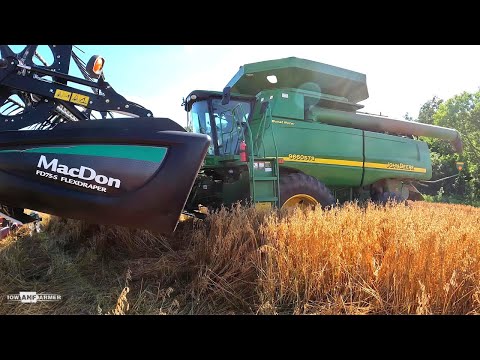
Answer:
xmin=280 ymin=157 xmax=427 ymax=174
xmin=282 ymin=157 xmax=363 ymax=167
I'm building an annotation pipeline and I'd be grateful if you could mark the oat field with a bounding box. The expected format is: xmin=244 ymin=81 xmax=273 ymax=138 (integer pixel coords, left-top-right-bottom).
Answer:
xmin=0 ymin=201 xmax=479 ymax=314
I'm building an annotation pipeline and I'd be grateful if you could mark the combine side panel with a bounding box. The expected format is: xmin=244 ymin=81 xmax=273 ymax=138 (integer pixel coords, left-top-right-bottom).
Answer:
xmin=363 ymin=131 xmax=432 ymax=185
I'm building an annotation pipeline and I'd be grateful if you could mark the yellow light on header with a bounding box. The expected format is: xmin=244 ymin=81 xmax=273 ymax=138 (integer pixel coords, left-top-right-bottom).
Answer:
xmin=86 ymin=55 xmax=105 ymax=79
xmin=92 ymin=57 xmax=104 ymax=75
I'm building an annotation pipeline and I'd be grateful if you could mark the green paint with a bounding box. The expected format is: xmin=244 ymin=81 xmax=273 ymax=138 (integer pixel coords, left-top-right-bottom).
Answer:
xmin=2 ymin=145 xmax=168 ymax=163
xmin=184 ymin=56 xmax=460 ymax=207
xmin=226 ymin=57 xmax=368 ymax=103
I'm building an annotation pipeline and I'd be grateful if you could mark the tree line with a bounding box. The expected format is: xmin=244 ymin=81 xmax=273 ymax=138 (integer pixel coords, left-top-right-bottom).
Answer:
xmin=414 ymin=92 xmax=480 ymax=206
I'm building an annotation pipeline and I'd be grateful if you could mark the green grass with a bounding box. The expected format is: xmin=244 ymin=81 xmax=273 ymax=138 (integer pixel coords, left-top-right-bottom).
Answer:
xmin=423 ymin=194 xmax=480 ymax=207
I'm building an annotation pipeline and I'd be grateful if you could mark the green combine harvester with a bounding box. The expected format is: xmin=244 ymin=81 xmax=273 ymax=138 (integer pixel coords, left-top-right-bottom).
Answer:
xmin=0 ymin=46 xmax=462 ymax=233
xmin=182 ymin=57 xmax=462 ymax=215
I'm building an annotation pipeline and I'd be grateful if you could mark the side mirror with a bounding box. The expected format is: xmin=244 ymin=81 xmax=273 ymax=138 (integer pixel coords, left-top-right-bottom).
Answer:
xmin=221 ymin=86 xmax=231 ymax=105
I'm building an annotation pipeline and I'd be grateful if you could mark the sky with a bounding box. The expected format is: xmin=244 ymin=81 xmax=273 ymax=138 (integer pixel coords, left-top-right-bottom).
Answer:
xmin=46 ymin=45 xmax=480 ymax=127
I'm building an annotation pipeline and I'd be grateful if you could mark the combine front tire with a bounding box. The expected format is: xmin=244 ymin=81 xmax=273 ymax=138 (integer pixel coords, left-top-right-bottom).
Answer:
xmin=279 ymin=173 xmax=335 ymax=210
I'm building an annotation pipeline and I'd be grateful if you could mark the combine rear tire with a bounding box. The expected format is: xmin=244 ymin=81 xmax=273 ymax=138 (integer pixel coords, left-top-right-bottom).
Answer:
xmin=279 ymin=173 xmax=335 ymax=210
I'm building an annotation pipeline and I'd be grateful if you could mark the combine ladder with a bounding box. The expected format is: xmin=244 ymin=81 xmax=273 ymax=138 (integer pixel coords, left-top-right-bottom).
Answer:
xmin=245 ymin=101 xmax=281 ymax=210
xmin=249 ymin=157 xmax=280 ymax=210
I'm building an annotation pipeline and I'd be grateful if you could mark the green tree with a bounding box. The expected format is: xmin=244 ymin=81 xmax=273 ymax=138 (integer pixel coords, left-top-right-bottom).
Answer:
xmin=418 ymin=92 xmax=480 ymax=202
xmin=418 ymin=96 xmax=443 ymax=125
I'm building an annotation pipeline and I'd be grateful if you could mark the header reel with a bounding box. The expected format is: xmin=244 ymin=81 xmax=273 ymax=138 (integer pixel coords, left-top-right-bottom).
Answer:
xmin=0 ymin=45 xmax=152 ymax=130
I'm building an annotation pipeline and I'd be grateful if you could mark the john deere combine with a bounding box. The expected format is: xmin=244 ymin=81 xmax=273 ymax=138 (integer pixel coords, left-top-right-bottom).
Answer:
xmin=0 ymin=45 xmax=463 ymax=233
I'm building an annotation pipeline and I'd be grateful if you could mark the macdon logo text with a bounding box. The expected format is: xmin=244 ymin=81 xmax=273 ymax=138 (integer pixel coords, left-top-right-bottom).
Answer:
xmin=36 ymin=155 xmax=121 ymax=190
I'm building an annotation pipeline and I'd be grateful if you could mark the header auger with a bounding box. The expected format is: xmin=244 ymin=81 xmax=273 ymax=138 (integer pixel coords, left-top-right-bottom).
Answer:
xmin=0 ymin=46 xmax=463 ymax=234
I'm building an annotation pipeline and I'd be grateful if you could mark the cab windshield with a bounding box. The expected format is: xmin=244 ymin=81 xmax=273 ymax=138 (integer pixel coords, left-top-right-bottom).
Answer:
xmin=189 ymin=98 xmax=251 ymax=155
